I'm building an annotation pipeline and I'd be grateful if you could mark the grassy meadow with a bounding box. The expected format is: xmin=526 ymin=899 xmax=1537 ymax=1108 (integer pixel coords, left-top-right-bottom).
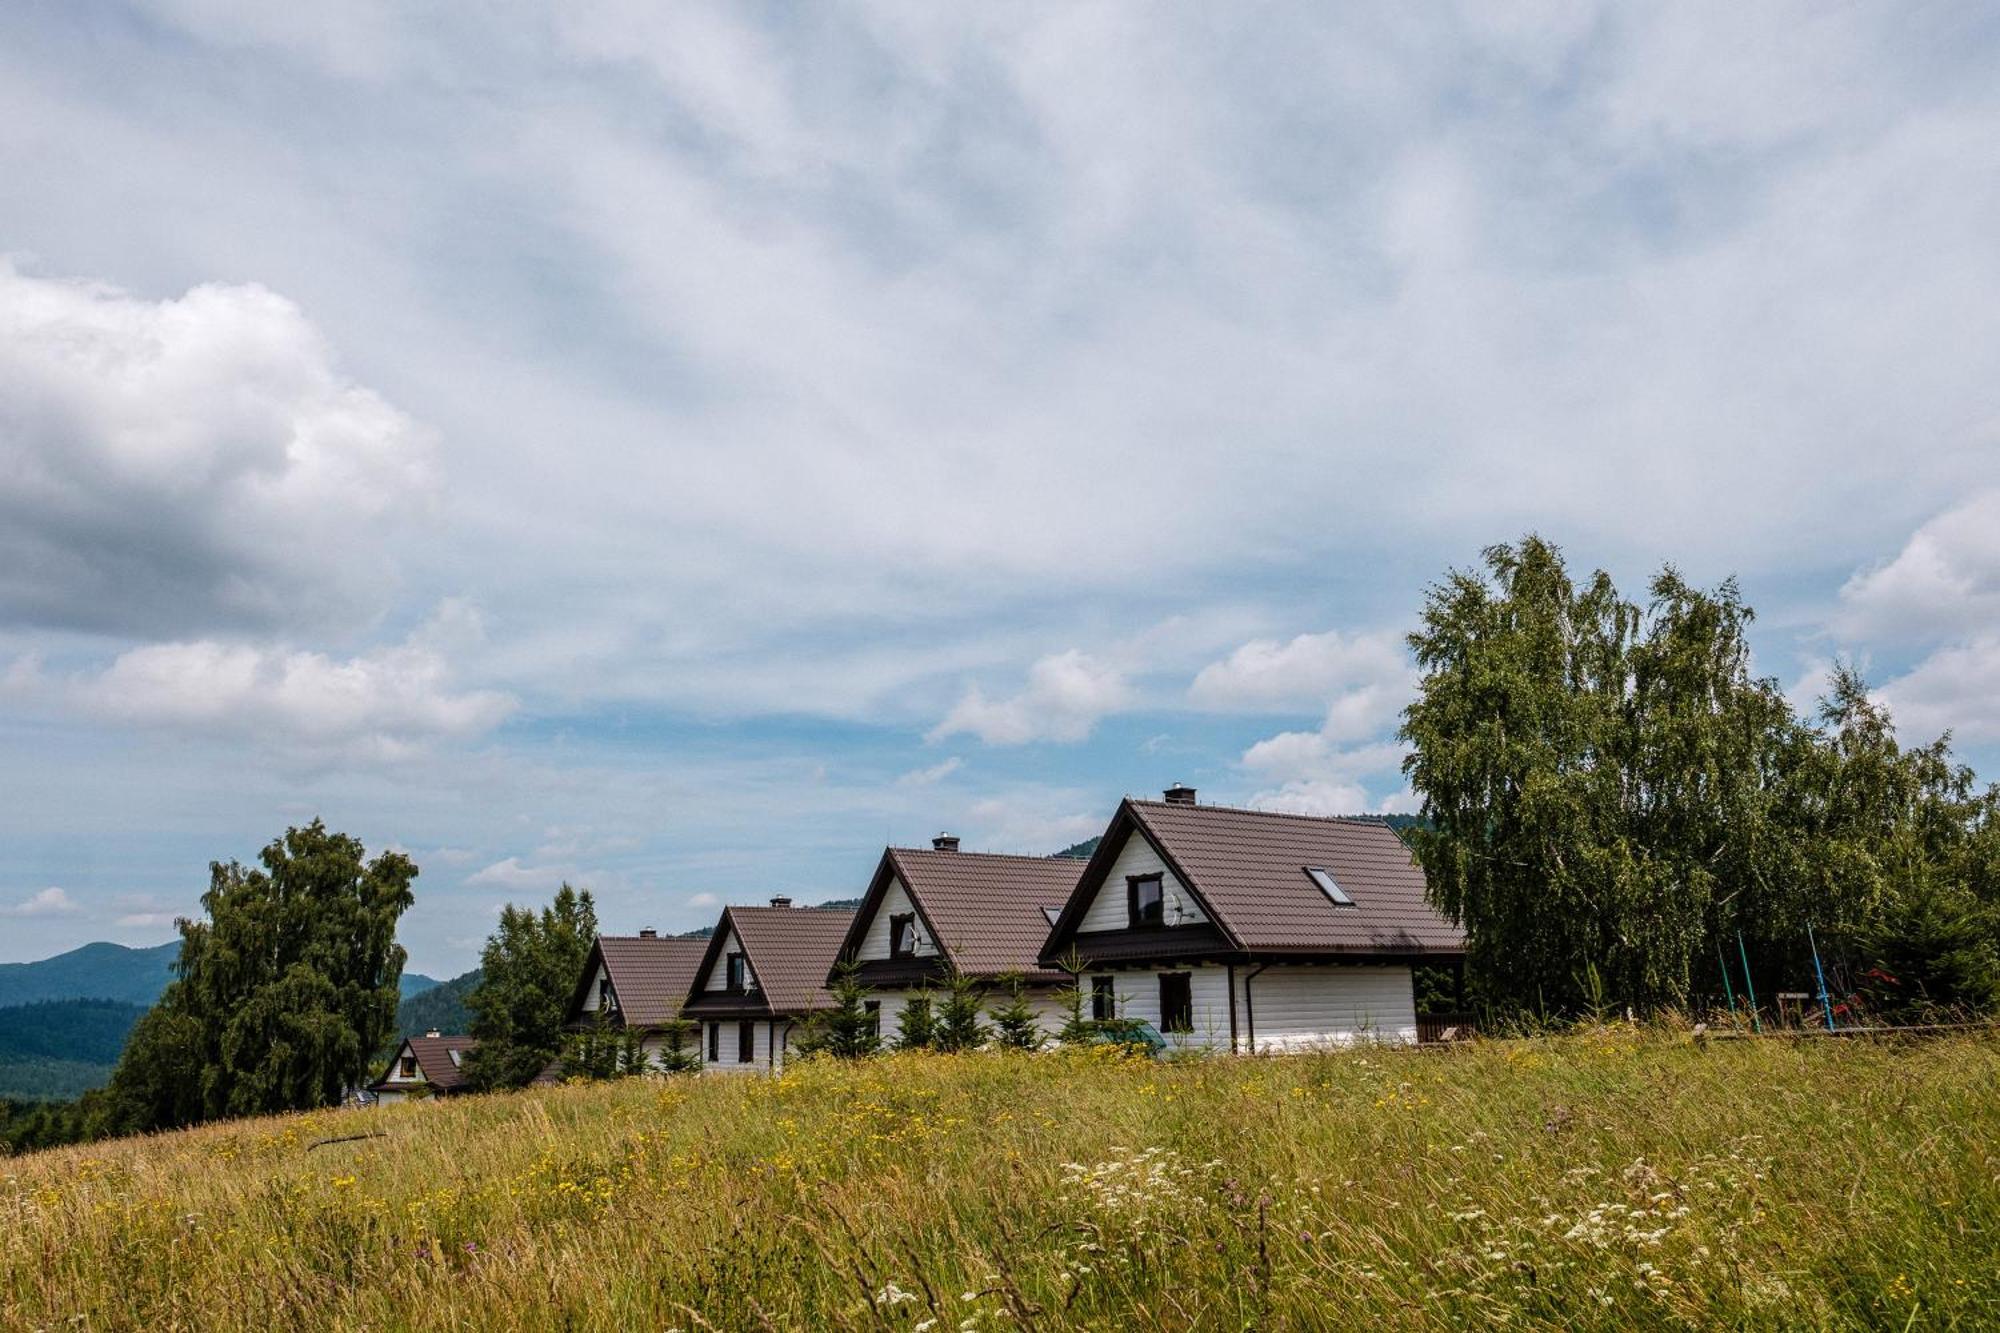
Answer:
xmin=5 ymin=1030 xmax=1999 ymax=1331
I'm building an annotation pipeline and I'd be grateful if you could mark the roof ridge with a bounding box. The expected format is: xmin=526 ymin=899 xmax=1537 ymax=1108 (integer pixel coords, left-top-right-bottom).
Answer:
xmin=1130 ymin=798 xmax=1396 ymax=826
xmin=893 ymin=846 xmax=1086 ymax=862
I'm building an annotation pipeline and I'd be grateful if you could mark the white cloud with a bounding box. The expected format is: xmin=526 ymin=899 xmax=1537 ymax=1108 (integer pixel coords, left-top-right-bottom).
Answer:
xmin=114 ymin=911 xmax=180 ymax=929
xmin=1 ymin=887 xmax=82 ymax=917
xmin=686 ymin=891 xmax=720 ymax=910
xmin=1837 ymin=491 xmax=2000 ymax=644
xmin=964 ymin=795 xmax=1102 ymax=855
xmin=1190 ymin=630 xmax=1412 ymax=712
xmin=896 ymin=756 xmax=963 ymax=786
xmin=1877 ymin=635 xmax=2000 ymax=746
xmin=1246 ymin=779 xmax=1373 ymax=818
xmin=464 ymin=857 xmax=579 ymax=893
xmin=0 ymin=260 xmax=436 ymax=637
xmin=75 ymin=602 xmax=512 ymax=760
xmin=929 ymin=651 xmax=1131 ymax=745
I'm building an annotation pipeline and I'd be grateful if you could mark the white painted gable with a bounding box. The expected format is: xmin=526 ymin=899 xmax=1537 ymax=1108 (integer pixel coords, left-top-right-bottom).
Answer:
xmin=1075 ymin=825 xmax=1207 ymax=932
xmin=856 ymin=874 xmax=939 ymax=960
xmin=703 ymin=924 xmax=758 ymax=992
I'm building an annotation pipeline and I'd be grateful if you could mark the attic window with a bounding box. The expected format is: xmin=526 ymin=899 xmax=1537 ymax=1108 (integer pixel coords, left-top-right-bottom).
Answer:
xmin=598 ymin=976 xmax=616 ymax=1011
xmin=398 ymin=1053 xmax=417 ymax=1079
xmin=889 ymin=913 xmax=918 ymax=959
xmin=726 ymin=952 xmax=748 ymax=991
xmin=1306 ymin=866 xmax=1354 ymax=907
xmin=1128 ymin=874 xmax=1164 ymax=928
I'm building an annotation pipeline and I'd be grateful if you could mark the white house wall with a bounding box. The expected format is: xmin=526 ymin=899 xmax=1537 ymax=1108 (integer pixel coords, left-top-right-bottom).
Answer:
xmin=703 ymin=927 xmax=757 ymax=993
xmin=700 ymin=1017 xmax=791 ymax=1073
xmin=1075 ymin=829 xmax=1208 ymax=933
xmin=584 ymin=960 xmax=613 ymax=1015
xmin=855 ymin=876 xmax=938 ymax=961
xmin=1082 ymin=964 xmax=1418 ymax=1051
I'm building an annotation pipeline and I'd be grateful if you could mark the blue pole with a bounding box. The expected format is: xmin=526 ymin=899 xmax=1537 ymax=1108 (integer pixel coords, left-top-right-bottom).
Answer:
xmin=1737 ymin=932 xmax=1761 ymax=1034
xmin=1808 ymin=923 xmax=1836 ymax=1032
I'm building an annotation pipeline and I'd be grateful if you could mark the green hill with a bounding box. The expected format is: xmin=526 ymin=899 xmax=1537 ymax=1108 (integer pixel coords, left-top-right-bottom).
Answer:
xmin=0 ymin=941 xmax=180 ymax=1007
xmin=0 ymin=998 xmax=147 ymax=1102
xmin=396 ymin=969 xmax=480 ymax=1038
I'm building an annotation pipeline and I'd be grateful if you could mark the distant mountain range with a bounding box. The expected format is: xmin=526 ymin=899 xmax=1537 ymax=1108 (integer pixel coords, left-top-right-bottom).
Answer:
xmin=0 ymin=942 xmax=182 ymax=1008
xmin=0 ymin=941 xmax=442 ymax=1102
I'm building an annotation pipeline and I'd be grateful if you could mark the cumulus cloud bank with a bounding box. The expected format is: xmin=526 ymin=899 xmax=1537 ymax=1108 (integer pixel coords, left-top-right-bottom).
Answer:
xmin=0 ymin=260 xmax=434 ymax=638
xmin=76 ymin=603 xmax=512 ymax=760
xmin=930 ymin=651 xmax=1130 ymax=746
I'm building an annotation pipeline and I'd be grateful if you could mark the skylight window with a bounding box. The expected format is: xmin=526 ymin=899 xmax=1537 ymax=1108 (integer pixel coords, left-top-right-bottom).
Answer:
xmin=1306 ymin=866 xmax=1354 ymax=906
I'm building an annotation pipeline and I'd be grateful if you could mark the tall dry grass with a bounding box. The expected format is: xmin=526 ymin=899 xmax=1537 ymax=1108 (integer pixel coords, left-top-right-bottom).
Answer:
xmin=5 ymin=1030 xmax=1998 ymax=1330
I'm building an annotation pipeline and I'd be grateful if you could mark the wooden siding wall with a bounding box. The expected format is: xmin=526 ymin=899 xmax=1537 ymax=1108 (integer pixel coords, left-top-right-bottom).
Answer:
xmin=700 ymin=1018 xmax=780 ymax=1073
xmin=854 ymin=876 xmax=939 ymax=961
xmin=1082 ymin=964 xmax=1418 ymax=1051
xmin=1075 ymin=829 xmax=1208 ymax=933
xmin=703 ymin=927 xmax=757 ymax=992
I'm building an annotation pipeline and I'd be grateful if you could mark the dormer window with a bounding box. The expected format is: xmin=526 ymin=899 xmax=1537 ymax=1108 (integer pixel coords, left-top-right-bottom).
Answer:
xmin=726 ymin=952 xmax=748 ymax=991
xmin=1127 ymin=874 xmax=1164 ymax=928
xmin=889 ymin=913 xmax=918 ymax=959
xmin=1306 ymin=866 xmax=1354 ymax=906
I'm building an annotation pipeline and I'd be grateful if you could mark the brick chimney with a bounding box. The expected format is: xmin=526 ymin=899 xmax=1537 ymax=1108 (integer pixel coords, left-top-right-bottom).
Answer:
xmin=770 ymin=895 xmax=793 ymax=908
xmin=1163 ymin=783 xmax=1197 ymax=805
xmin=638 ymin=927 xmax=657 ymax=938
xmin=932 ymin=833 xmax=960 ymax=852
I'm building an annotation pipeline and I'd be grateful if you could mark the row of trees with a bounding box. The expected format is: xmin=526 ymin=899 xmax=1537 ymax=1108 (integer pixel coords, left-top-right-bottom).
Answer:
xmin=1402 ymin=536 xmax=2000 ymax=1022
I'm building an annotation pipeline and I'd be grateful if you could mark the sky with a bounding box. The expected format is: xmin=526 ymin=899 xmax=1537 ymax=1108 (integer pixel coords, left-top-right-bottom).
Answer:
xmin=2 ymin=3 xmax=1997 ymax=976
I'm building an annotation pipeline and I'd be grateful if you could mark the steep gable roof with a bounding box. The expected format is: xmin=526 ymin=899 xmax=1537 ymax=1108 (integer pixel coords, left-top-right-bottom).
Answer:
xmin=688 ymin=905 xmax=855 ymax=1013
xmin=838 ymin=847 xmax=1082 ymax=981
xmin=1043 ymin=798 xmax=1464 ymax=960
xmin=566 ymin=934 xmax=710 ymax=1027
xmin=373 ymin=1034 xmax=478 ymax=1094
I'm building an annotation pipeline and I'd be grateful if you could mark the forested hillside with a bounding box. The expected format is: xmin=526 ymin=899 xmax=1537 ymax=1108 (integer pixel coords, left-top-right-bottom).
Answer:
xmin=0 ymin=942 xmax=179 ymax=1007
xmin=0 ymin=999 xmax=146 ymax=1101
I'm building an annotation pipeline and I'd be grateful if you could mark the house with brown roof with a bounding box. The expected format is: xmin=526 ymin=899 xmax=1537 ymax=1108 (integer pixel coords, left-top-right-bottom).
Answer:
xmin=561 ymin=929 xmax=711 ymax=1071
xmin=832 ymin=834 xmax=1085 ymax=1042
xmin=1037 ymin=786 xmax=1465 ymax=1051
xmin=369 ymin=1031 xmax=478 ymax=1104
xmin=679 ymin=899 xmax=855 ymax=1073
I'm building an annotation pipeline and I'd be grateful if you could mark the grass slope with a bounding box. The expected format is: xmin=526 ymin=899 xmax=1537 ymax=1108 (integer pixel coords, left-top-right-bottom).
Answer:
xmin=5 ymin=1031 xmax=1998 ymax=1330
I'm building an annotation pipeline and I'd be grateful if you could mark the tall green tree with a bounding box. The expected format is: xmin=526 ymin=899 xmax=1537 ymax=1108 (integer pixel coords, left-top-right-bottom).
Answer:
xmin=100 ymin=821 xmax=415 ymax=1133
xmin=461 ymin=884 xmax=597 ymax=1090
xmin=1401 ymin=535 xmax=2000 ymax=1021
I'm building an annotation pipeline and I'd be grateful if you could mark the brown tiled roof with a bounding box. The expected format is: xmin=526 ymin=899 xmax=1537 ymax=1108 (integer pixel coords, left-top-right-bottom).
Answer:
xmin=573 ymin=934 xmax=709 ymax=1027
xmin=371 ymin=1034 xmax=478 ymax=1094
xmin=1044 ymin=799 xmax=1465 ymax=960
xmin=847 ymin=847 xmax=1081 ymax=981
xmin=686 ymin=905 xmax=855 ymax=1014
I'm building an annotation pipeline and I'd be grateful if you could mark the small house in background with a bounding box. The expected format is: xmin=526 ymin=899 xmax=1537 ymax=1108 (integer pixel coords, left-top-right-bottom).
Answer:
xmin=832 ymin=835 xmax=1084 ymax=1040
xmin=369 ymin=1031 xmax=478 ymax=1105
xmin=1038 ymin=787 xmax=1465 ymax=1051
xmin=680 ymin=900 xmax=854 ymax=1072
xmin=562 ymin=930 xmax=711 ymax=1069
